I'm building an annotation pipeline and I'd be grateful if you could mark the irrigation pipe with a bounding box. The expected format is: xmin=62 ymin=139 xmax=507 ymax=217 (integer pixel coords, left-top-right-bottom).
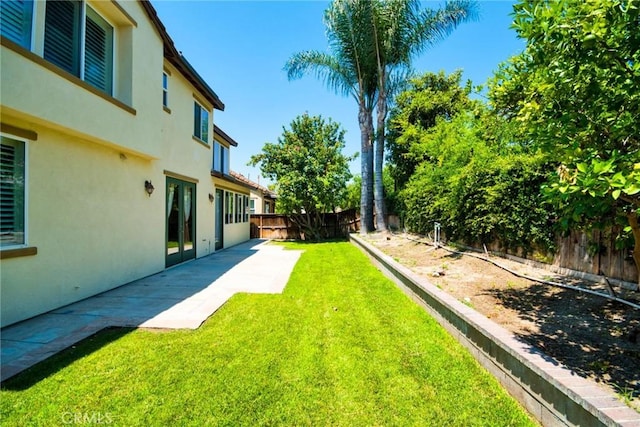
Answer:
xmin=396 ymin=233 xmax=640 ymax=311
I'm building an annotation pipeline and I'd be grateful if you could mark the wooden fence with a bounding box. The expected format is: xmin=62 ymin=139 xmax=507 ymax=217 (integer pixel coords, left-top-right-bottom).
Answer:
xmin=432 ymin=227 xmax=637 ymax=286
xmin=553 ymin=229 xmax=637 ymax=284
xmin=250 ymin=209 xmax=359 ymax=240
xmin=252 ymin=212 xmax=637 ymax=284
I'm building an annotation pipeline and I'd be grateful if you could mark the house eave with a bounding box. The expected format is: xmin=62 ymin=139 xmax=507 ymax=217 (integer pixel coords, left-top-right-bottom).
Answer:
xmin=140 ymin=0 xmax=225 ymax=111
xmin=213 ymin=125 xmax=238 ymax=147
xmin=211 ymin=170 xmax=253 ymax=191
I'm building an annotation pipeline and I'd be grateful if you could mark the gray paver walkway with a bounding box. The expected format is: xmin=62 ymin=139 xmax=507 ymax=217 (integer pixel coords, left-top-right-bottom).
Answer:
xmin=1 ymin=239 xmax=302 ymax=382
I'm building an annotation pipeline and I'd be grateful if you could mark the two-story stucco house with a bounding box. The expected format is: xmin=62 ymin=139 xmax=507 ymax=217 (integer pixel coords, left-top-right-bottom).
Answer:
xmin=0 ymin=0 xmax=250 ymax=327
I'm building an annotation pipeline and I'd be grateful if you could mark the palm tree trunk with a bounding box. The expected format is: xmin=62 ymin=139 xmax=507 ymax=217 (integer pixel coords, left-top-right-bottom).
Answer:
xmin=374 ymin=87 xmax=388 ymax=232
xmin=359 ymin=104 xmax=375 ymax=234
xmin=371 ymin=9 xmax=388 ymax=233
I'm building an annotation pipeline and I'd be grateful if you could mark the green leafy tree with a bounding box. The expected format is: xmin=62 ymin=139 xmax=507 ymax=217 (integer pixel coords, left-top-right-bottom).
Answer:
xmin=388 ymin=70 xmax=555 ymax=253
xmin=344 ymin=175 xmax=362 ymax=210
xmin=249 ymin=114 xmax=355 ymax=240
xmin=491 ymin=0 xmax=640 ymax=284
xmin=399 ymin=110 xmax=556 ymax=254
xmin=387 ymin=70 xmax=474 ymax=189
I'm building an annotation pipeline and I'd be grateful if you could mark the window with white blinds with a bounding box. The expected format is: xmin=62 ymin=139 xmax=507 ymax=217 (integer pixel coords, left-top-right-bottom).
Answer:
xmin=84 ymin=7 xmax=113 ymax=94
xmin=0 ymin=136 xmax=26 ymax=247
xmin=44 ymin=0 xmax=81 ymax=76
xmin=0 ymin=0 xmax=33 ymax=49
xmin=43 ymin=0 xmax=113 ymax=95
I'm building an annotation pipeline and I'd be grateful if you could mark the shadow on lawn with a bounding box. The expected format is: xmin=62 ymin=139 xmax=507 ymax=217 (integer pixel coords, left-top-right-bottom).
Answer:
xmin=1 ymin=327 xmax=133 ymax=391
xmin=288 ymin=237 xmax=350 ymax=244
xmin=485 ymin=283 xmax=640 ymax=396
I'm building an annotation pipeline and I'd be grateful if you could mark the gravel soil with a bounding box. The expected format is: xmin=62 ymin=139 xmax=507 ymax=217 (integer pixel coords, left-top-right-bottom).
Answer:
xmin=365 ymin=233 xmax=640 ymax=411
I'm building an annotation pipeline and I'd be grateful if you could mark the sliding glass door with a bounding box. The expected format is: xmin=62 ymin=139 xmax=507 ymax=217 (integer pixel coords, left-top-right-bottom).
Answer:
xmin=166 ymin=177 xmax=196 ymax=267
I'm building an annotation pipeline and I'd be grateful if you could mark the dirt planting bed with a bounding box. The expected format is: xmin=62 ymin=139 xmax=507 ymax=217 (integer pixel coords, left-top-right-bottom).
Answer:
xmin=366 ymin=233 xmax=640 ymax=411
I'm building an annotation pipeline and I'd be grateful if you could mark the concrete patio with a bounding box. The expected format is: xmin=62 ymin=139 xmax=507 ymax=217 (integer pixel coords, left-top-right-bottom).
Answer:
xmin=1 ymin=239 xmax=302 ymax=382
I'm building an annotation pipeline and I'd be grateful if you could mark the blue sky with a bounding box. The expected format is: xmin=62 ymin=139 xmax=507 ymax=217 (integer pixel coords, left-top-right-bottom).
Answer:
xmin=152 ymin=0 xmax=525 ymax=185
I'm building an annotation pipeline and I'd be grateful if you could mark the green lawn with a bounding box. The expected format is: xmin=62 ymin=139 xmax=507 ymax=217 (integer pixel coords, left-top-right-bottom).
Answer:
xmin=1 ymin=241 xmax=536 ymax=426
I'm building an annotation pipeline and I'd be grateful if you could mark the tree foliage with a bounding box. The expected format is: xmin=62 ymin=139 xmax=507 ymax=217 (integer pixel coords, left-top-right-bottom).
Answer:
xmin=249 ymin=114 xmax=355 ymax=240
xmin=387 ymin=71 xmax=556 ymax=254
xmin=387 ymin=70 xmax=474 ymax=188
xmin=400 ymin=111 xmax=556 ymax=254
xmin=490 ymin=0 xmax=640 ymax=283
xmin=343 ymin=168 xmax=401 ymax=215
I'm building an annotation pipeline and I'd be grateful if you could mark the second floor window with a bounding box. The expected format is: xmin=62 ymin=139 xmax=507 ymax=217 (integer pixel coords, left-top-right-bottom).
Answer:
xmin=193 ymin=101 xmax=209 ymax=143
xmin=162 ymin=72 xmax=169 ymax=108
xmin=213 ymin=142 xmax=222 ymax=172
xmin=43 ymin=0 xmax=114 ymax=95
xmin=1 ymin=0 xmax=33 ymax=49
xmin=213 ymin=142 xmax=230 ymax=174
xmin=222 ymin=145 xmax=230 ymax=174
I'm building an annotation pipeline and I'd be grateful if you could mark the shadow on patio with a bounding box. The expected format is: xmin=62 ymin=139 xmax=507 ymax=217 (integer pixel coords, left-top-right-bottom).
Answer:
xmin=1 ymin=239 xmax=302 ymax=383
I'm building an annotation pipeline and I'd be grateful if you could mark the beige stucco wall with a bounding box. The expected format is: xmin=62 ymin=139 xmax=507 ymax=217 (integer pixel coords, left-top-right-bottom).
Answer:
xmin=1 ymin=125 xmax=163 ymax=325
xmin=0 ymin=1 xmax=228 ymax=327
xmin=160 ymin=60 xmax=217 ymax=259
xmin=223 ymin=223 xmax=251 ymax=248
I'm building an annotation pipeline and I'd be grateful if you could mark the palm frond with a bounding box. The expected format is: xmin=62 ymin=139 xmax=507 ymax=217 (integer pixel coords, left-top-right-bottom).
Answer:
xmin=284 ymin=50 xmax=355 ymax=98
xmin=411 ymin=0 xmax=480 ymax=57
xmin=325 ymin=0 xmax=378 ymax=106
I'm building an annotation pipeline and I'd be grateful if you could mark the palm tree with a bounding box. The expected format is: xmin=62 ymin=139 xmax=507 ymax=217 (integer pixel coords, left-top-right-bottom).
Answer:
xmin=370 ymin=0 xmax=478 ymax=231
xmin=285 ymin=0 xmax=378 ymax=234
xmin=286 ymin=0 xmax=477 ymax=234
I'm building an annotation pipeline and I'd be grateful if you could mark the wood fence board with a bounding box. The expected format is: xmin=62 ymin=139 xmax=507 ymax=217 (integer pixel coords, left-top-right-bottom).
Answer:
xmin=250 ymin=210 xmax=359 ymax=240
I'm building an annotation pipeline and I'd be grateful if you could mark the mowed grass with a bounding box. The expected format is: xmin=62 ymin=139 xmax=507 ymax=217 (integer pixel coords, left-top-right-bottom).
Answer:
xmin=1 ymin=241 xmax=536 ymax=426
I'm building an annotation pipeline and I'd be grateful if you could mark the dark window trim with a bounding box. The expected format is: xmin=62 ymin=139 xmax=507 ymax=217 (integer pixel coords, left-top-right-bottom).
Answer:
xmin=163 ymin=170 xmax=199 ymax=184
xmin=162 ymin=71 xmax=169 ymax=108
xmin=1 ymin=123 xmax=37 ymax=141
xmin=0 ymin=246 xmax=37 ymax=259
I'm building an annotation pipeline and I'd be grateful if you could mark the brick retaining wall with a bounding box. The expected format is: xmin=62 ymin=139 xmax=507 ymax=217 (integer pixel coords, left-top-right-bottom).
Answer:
xmin=350 ymin=234 xmax=640 ymax=427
